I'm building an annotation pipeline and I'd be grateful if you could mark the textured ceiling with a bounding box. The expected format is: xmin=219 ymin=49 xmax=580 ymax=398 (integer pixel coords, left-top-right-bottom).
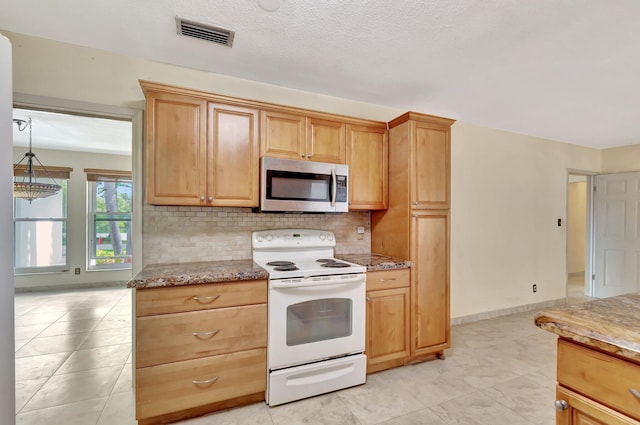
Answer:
xmin=1 ymin=0 xmax=639 ymax=149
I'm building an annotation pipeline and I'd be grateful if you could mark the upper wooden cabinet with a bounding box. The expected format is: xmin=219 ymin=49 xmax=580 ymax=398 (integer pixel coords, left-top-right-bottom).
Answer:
xmin=144 ymin=90 xmax=208 ymax=206
xmin=208 ymin=103 xmax=259 ymax=207
xmin=386 ymin=112 xmax=453 ymax=210
xmin=260 ymin=111 xmax=346 ymax=164
xmin=141 ymin=82 xmax=259 ymax=207
xmin=347 ymin=124 xmax=388 ymax=210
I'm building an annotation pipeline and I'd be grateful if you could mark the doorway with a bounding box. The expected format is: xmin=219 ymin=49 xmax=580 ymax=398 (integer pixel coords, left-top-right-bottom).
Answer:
xmin=566 ymin=172 xmax=594 ymax=300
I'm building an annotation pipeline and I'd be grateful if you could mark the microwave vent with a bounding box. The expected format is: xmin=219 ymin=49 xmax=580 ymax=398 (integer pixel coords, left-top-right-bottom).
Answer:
xmin=176 ymin=17 xmax=235 ymax=47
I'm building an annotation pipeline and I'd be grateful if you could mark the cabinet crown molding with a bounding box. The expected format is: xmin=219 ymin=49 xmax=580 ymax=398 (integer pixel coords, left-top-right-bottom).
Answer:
xmin=388 ymin=111 xmax=455 ymax=129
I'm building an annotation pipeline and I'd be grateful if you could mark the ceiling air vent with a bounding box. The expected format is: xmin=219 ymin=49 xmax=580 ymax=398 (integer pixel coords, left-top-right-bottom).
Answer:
xmin=176 ymin=17 xmax=235 ymax=47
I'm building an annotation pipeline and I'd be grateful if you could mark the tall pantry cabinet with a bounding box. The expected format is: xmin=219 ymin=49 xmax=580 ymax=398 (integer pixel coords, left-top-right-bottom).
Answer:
xmin=371 ymin=112 xmax=454 ymax=361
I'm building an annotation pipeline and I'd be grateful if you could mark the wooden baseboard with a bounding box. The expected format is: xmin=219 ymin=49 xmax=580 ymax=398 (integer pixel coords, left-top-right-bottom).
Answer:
xmin=137 ymin=392 xmax=265 ymax=425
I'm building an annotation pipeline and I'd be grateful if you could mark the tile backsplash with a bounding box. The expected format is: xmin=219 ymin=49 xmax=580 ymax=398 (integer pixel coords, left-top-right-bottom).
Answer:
xmin=143 ymin=206 xmax=371 ymax=266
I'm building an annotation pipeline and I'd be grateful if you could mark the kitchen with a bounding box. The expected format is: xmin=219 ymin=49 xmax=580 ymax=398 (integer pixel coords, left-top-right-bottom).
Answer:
xmin=3 ymin=2 xmax=640 ymax=424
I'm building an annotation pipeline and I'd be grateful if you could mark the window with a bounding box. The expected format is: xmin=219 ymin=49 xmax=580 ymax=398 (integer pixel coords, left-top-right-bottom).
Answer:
xmin=14 ymin=167 xmax=71 ymax=274
xmin=86 ymin=169 xmax=132 ymax=270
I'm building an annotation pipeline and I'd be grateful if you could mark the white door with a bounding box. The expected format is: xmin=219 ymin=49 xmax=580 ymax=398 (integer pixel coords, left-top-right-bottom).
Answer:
xmin=594 ymin=172 xmax=640 ymax=298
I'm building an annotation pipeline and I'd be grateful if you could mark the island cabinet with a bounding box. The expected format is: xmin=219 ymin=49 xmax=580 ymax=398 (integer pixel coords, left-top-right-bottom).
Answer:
xmin=365 ymin=269 xmax=410 ymax=373
xmin=259 ymin=110 xmax=346 ymax=164
xmin=346 ymin=123 xmax=388 ymax=210
xmin=555 ymin=339 xmax=640 ymax=425
xmin=371 ymin=112 xmax=454 ymax=362
xmin=134 ymin=280 xmax=267 ymax=425
xmin=141 ymin=81 xmax=259 ymax=207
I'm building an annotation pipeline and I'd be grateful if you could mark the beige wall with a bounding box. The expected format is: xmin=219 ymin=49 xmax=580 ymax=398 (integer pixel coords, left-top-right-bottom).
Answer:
xmin=13 ymin=147 xmax=132 ymax=289
xmin=601 ymin=144 xmax=640 ymax=173
xmin=567 ymin=181 xmax=587 ymax=274
xmin=3 ymin=29 xmax=609 ymax=318
xmin=450 ymin=122 xmax=600 ymax=318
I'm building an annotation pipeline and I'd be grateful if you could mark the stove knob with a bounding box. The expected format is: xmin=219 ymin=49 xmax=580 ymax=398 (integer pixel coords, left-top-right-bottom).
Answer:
xmin=327 ymin=233 xmax=334 ymax=241
xmin=256 ymin=235 xmax=264 ymax=242
xmin=319 ymin=233 xmax=326 ymax=240
xmin=265 ymin=234 xmax=273 ymax=241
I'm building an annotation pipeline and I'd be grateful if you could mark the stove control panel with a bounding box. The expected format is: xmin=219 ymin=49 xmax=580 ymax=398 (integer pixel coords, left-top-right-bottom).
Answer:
xmin=252 ymin=229 xmax=336 ymax=249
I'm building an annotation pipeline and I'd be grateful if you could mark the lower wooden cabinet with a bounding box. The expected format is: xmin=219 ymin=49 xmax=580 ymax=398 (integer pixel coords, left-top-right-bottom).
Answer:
xmin=365 ymin=269 xmax=410 ymax=373
xmin=555 ymin=339 xmax=640 ymax=425
xmin=136 ymin=348 xmax=266 ymax=420
xmin=134 ymin=280 xmax=267 ymax=424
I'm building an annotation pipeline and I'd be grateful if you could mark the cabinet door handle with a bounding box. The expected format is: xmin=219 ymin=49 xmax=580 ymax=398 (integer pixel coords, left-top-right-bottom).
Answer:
xmin=192 ymin=330 xmax=220 ymax=339
xmin=630 ymin=388 xmax=640 ymax=399
xmin=554 ymin=399 xmax=569 ymax=411
xmin=192 ymin=294 xmax=220 ymax=304
xmin=307 ymin=154 xmax=312 ymax=158
xmin=208 ymin=196 xmax=213 ymax=202
xmin=200 ymin=196 xmax=205 ymax=201
xmin=412 ymin=214 xmax=418 ymax=218
xmin=412 ymin=201 xmax=418 ymax=206
xmin=300 ymin=153 xmax=305 ymax=158
xmin=366 ymin=297 xmax=371 ymax=302
xmin=192 ymin=376 xmax=219 ymax=386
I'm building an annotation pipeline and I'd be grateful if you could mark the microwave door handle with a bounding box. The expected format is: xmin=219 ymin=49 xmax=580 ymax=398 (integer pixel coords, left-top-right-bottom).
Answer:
xmin=331 ymin=168 xmax=337 ymax=207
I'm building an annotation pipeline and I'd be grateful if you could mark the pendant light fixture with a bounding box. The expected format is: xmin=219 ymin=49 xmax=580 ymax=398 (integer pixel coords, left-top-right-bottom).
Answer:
xmin=13 ymin=117 xmax=62 ymax=202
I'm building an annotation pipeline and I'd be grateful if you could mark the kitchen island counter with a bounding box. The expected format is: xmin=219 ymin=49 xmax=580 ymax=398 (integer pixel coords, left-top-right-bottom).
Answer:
xmin=337 ymin=253 xmax=411 ymax=271
xmin=534 ymin=292 xmax=640 ymax=362
xmin=127 ymin=259 xmax=268 ymax=289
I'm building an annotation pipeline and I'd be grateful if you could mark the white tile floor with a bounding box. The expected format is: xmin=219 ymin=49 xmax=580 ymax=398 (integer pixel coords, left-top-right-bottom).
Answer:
xmin=15 ymin=286 xmax=589 ymax=425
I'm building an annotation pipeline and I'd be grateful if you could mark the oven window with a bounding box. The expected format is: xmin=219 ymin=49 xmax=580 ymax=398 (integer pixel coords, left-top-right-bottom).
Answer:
xmin=286 ymin=298 xmax=352 ymax=346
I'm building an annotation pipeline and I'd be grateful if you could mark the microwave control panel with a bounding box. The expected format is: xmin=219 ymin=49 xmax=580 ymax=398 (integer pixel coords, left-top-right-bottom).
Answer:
xmin=336 ymin=175 xmax=347 ymax=202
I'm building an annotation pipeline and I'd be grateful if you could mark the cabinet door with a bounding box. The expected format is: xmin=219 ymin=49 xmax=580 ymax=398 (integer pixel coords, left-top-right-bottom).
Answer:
xmin=347 ymin=124 xmax=388 ymax=210
xmin=556 ymin=387 xmax=639 ymax=425
xmin=411 ymin=210 xmax=450 ymax=355
xmin=145 ymin=92 xmax=208 ymax=206
xmin=260 ymin=110 xmax=306 ymax=160
xmin=307 ymin=118 xmax=346 ymax=163
xmin=209 ymin=104 xmax=259 ymax=207
xmin=366 ymin=287 xmax=410 ymax=373
xmin=411 ymin=121 xmax=450 ymax=209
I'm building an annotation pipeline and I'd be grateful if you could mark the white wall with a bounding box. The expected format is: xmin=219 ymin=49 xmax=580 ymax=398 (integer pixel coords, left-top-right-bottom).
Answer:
xmin=0 ymin=34 xmax=16 ymax=425
xmin=12 ymin=147 xmax=132 ymax=289
xmin=601 ymin=144 xmax=640 ymax=173
xmin=450 ymin=122 xmax=601 ymax=318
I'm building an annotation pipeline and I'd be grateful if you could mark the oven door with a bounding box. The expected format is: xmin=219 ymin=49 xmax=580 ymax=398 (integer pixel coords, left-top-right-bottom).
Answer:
xmin=268 ymin=274 xmax=366 ymax=370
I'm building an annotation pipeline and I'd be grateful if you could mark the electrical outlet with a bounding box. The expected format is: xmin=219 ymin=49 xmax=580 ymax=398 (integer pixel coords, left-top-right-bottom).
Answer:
xmin=532 ymin=284 xmax=537 ymax=293
xmin=356 ymin=226 xmax=365 ymax=240
xmin=74 ymin=268 xmax=80 ymax=275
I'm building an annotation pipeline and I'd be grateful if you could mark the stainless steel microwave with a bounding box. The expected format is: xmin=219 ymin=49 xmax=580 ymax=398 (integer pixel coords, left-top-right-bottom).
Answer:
xmin=260 ymin=157 xmax=349 ymax=213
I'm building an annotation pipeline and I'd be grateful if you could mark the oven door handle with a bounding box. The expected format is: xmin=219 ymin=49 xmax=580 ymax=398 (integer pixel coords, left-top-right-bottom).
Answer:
xmin=270 ymin=275 xmax=365 ymax=289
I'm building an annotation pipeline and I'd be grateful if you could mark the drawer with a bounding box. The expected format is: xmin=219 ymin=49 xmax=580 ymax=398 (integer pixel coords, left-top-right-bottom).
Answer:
xmin=136 ymin=347 xmax=266 ymax=420
xmin=136 ymin=304 xmax=266 ymax=367
xmin=136 ymin=279 xmax=267 ymax=316
xmin=558 ymin=339 xmax=640 ymax=421
xmin=367 ymin=269 xmax=410 ymax=291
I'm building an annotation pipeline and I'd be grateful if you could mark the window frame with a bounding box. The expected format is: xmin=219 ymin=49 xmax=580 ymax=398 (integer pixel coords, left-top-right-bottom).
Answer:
xmin=13 ymin=170 xmax=71 ymax=275
xmin=86 ymin=169 xmax=133 ymax=271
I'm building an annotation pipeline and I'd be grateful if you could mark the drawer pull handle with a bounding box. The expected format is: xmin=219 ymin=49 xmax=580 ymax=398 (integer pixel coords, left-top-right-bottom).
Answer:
xmin=366 ymin=297 xmax=372 ymax=302
xmin=192 ymin=330 xmax=220 ymax=339
xmin=380 ymin=278 xmax=397 ymax=282
xmin=554 ymin=399 xmax=569 ymax=411
xmin=192 ymin=295 xmax=220 ymax=304
xmin=631 ymin=388 xmax=640 ymax=399
xmin=192 ymin=376 xmax=219 ymax=386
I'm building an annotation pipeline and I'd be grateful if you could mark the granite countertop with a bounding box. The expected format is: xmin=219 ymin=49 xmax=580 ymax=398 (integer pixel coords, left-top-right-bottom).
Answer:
xmin=534 ymin=292 xmax=640 ymax=362
xmin=127 ymin=259 xmax=269 ymax=289
xmin=337 ymin=253 xmax=411 ymax=271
